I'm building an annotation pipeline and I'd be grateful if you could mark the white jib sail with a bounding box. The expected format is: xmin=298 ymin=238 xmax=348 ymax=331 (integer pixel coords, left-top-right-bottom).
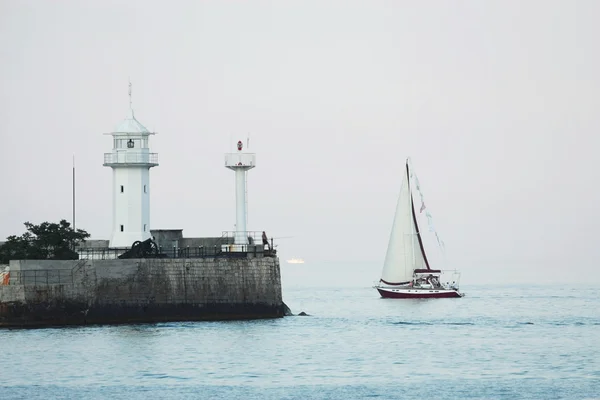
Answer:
xmin=380 ymin=168 xmax=423 ymax=285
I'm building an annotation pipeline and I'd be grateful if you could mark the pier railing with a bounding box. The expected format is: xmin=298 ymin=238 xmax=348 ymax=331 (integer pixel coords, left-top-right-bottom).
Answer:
xmin=77 ymin=247 xmax=130 ymax=260
xmin=218 ymin=231 xmax=277 ymax=257
xmin=74 ymin=232 xmax=277 ymax=260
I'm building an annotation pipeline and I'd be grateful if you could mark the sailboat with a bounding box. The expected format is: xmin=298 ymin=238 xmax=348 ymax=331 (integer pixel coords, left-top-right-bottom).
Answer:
xmin=374 ymin=158 xmax=463 ymax=299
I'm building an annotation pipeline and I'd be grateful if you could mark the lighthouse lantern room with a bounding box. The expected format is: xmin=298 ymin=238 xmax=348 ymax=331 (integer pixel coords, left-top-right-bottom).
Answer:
xmin=103 ymin=83 xmax=159 ymax=248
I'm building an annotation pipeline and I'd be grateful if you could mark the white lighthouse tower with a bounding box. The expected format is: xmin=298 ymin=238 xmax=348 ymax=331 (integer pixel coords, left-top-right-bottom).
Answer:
xmin=103 ymin=83 xmax=159 ymax=248
xmin=225 ymin=139 xmax=256 ymax=245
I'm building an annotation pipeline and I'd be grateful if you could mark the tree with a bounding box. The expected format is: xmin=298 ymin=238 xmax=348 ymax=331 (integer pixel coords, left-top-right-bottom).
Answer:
xmin=0 ymin=220 xmax=90 ymax=264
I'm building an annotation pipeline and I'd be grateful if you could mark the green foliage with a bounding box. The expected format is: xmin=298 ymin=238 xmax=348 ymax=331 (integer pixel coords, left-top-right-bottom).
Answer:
xmin=0 ymin=220 xmax=90 ymax=264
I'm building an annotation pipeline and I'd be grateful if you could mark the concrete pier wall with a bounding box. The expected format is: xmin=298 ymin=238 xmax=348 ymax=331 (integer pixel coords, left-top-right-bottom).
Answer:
xmin=0 ymin=257 xmax=283 ymax=327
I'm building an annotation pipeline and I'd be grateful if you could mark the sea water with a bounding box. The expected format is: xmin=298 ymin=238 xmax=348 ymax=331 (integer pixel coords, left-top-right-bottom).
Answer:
xmin=0 ymin=284 xmax=599 ymax=399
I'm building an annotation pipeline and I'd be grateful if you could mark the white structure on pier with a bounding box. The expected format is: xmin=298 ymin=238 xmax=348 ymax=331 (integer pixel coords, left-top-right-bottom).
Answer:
xmin=225 ymin=139 xmax=256 ymax=245
xmin=103 ymin=83 xmax=159 ymax=248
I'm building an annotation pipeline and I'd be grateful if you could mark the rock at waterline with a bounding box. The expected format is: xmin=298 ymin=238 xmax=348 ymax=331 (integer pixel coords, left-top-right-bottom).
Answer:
xmin=282 ymin=303 xmax=310 ymax=317
xmin=283 ymin=302 xmax=293 ymax=316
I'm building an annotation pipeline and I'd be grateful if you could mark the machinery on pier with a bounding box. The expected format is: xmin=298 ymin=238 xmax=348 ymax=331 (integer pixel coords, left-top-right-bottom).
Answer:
xmin=118 ymin=238 xmax=164 ymax=259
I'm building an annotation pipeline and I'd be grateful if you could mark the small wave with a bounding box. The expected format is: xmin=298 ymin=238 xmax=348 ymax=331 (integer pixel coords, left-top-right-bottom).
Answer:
xmin=140 ymin=373 xmax=169 ymax=379
xmin=392 ymin=321 xmax=475 ymax=326
xmin=391 ymin=320 xmax=600 ymax=327
xmin=139 ymin=373 xmax=190 ymax=381
xmin=550 ymin=321 xmax=600 ymax=326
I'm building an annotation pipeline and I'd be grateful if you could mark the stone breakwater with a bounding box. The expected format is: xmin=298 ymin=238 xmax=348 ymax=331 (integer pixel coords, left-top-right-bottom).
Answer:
xmin=0 ymin=257 xmax=284 ymax=328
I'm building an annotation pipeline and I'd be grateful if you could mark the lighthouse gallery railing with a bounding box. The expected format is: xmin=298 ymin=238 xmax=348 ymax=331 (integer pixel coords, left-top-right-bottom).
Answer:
xmin=103 ymin=152 xmax=159 ymax=165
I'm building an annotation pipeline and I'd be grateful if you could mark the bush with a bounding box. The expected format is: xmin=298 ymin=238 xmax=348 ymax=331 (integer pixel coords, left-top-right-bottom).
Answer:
xmin=0 ymin=220 xmax=90 ymax=264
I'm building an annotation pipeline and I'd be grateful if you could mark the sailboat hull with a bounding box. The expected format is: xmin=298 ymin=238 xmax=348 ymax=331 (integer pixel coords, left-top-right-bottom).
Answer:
xmin=376 ymin=287 xmax=463 ymax=299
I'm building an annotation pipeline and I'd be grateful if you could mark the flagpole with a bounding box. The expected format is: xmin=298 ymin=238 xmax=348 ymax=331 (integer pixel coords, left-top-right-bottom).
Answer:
xmin=72 ymin=155 xmax=76 ymax=231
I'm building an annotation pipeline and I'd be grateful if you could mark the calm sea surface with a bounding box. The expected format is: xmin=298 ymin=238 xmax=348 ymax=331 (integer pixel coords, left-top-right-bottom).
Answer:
xmin=1 ymin=284 xmax=599 ymax=399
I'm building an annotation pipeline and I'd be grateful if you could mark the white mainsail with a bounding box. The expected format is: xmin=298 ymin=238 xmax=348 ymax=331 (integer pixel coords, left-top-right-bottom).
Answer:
xmin=380 ymin=162 xmax=427 ymax=285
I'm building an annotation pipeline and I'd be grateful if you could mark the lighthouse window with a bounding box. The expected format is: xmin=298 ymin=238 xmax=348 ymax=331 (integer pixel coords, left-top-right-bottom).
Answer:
xmin=120 ymin=225 xmax=124 ymax=232
xmin=144 ymin=185 xmax=147 ymax=193
xmin=120 ymin=185 xmax=124 ymax=193
xmin=144 ymin=224 xmax=147 ymax=232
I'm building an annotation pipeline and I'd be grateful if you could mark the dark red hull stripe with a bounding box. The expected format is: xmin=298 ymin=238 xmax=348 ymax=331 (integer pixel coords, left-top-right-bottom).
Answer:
xmin=377 ymin=289 xmax=462 ymax=299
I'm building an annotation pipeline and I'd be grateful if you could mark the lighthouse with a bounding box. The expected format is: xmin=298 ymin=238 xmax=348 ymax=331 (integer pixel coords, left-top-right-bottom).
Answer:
xmin=103 ymin=83 xmax=159 ymax=248
xmin=225 ymin=139 xmax=256 ymax=245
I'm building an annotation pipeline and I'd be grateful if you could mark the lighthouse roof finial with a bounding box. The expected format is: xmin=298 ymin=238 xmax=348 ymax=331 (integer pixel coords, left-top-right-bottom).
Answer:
xmin=110 ymin=78 xmax=151 ymax=134
xmin=128 ymin=78 xmax=134 ymax=118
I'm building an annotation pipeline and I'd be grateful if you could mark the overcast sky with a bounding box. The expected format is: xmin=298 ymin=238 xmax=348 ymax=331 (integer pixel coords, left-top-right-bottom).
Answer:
xmin=1 ymin=0 xmax=598 ymax=285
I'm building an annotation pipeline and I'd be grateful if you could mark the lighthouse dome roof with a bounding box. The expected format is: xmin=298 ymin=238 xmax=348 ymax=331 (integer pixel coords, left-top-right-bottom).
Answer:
xmin=113 ymin=111 xmax=150 ymax=134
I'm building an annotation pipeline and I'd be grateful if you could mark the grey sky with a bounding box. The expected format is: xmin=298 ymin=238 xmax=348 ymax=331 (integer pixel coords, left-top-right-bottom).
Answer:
xmin=1 ymin=1 xmax=598 ymax=285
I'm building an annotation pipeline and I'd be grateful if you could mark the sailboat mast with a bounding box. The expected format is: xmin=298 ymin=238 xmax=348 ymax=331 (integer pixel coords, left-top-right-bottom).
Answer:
xmin=407 ymin=160 xmax=431 ymax=270
xmin=405 ymin=161 xmax=416 ymax=268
